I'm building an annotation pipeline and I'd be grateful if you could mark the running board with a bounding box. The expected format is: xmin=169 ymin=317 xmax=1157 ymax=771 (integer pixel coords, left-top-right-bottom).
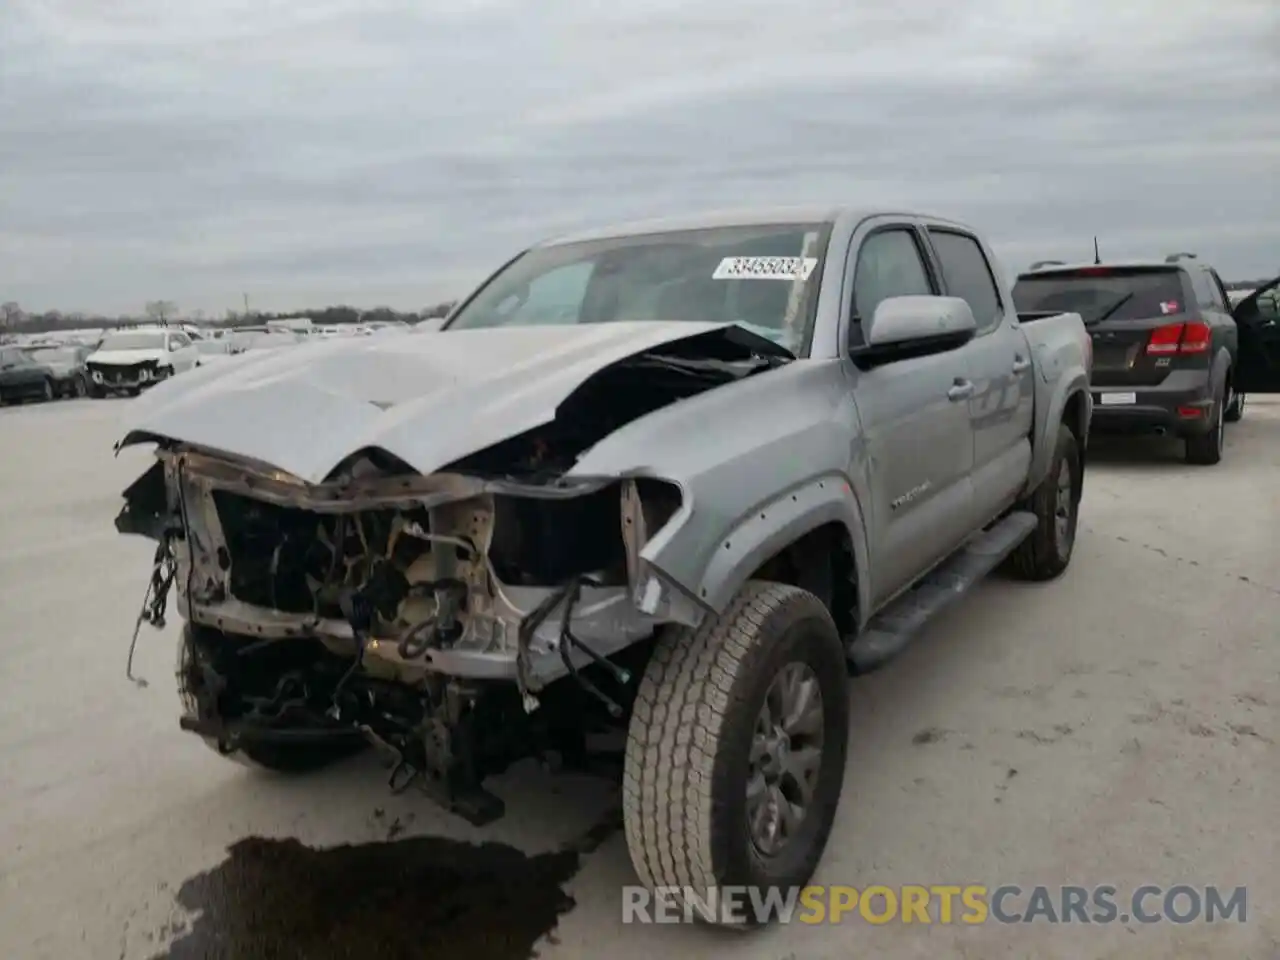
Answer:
xmin=848 ymin=510 xmax=1038 ymax=673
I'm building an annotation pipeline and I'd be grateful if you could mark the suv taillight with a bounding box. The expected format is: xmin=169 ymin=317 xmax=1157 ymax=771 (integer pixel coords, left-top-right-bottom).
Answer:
xmin=1179 ymin=321 xmax=1211 ymax=353
xmin=1146 ymin=321 xmax=1211 ymax=356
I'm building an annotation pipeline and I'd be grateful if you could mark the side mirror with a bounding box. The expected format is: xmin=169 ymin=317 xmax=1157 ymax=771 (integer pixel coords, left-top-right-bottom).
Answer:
xmin=864 ymin=295 xmax=977 ymax=349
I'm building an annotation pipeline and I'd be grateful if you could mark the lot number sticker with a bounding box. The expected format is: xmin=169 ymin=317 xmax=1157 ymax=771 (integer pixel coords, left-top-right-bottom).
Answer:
xmin=713 ymin=256 xmax=818 ymax=281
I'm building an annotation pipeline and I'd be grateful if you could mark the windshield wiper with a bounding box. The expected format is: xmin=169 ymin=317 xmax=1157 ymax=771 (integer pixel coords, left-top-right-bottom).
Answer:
xmin=1086 ymin=292 xmax=1134 ymax=326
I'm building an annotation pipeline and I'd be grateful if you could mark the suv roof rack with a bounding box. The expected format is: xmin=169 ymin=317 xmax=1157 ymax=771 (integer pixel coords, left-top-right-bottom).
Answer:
xmin=1029 ymin=259 xmax=1067 ymax=270
xmin=1164 ymin=252 xmax=1197 ymax=263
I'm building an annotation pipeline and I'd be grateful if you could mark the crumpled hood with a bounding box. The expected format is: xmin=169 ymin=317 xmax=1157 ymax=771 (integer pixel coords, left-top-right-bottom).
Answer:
xmin=117 ymin=320 xmax=784 ymax=484
xmin=88 ymin=348 xmax=166 ymax=366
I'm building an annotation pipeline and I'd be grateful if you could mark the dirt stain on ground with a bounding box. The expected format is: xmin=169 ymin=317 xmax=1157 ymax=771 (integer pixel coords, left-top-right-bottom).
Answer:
xmin=152 ymin=817 xmax=618 ymax=960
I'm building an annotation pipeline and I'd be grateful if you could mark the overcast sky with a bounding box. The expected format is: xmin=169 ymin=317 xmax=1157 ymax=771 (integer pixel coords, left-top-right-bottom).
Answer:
xmin=2 ymin=0 xmax=1277 ymax=315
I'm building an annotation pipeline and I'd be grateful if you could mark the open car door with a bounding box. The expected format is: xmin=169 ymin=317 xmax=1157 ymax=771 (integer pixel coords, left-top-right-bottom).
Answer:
xmin=1233 ymin=274 xmax=1280 ymax=393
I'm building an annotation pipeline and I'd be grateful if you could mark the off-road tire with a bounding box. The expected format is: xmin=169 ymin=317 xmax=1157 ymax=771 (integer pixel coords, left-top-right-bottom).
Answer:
xmin=1006 ymin=425 xmax=1081 ymax=581
xmin=623 ymin=581 xmax=849 ymax=928
xmin=1224 ymin=389 xmax=1244 ymax=423
xmin=1185 ymin=386 xmax=1225 ymax=465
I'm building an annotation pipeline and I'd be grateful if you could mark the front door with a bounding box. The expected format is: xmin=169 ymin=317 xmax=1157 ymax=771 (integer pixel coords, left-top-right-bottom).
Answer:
xmin=1233 ymin=275 xmax=1280 ymax=393
xmin=846 ymin=224 xmax=976 ymax=608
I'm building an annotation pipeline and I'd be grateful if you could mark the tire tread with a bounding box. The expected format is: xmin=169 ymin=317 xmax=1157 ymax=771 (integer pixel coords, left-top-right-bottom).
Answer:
xmin=623 ymin=582 xmax=833 ymax=894
xmin=1007 ymin=426 xmax=1079 ymax=581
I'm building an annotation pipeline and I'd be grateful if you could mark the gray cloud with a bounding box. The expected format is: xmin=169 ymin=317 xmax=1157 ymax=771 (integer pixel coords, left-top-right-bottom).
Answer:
xmin=1 ymin=0 xmax=1277 ymax=314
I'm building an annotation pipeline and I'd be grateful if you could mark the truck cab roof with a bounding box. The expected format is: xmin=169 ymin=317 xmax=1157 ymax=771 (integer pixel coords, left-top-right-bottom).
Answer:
xmin=539 ymin=205 xmax=976 ymax=247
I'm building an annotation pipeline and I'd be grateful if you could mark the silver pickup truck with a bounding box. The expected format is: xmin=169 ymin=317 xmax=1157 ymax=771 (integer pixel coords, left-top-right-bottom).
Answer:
xmin=114 ymin=206 xmax=1091 ymax=925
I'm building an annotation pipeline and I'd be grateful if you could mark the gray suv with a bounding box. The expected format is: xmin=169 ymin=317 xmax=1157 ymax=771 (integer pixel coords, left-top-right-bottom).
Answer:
xmin=1014 ymin=256 xmax=1280 ymax=465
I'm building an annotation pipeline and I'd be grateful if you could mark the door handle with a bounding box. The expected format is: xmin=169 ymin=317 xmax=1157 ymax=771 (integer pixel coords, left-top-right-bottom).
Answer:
xmin=947 ymin=379 xmax=975 ymax=401
xmin=1012 ymin=356 xmax=1031 ymax=373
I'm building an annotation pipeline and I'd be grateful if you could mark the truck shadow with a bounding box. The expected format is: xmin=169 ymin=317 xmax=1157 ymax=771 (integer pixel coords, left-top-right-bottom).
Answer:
xmin=1084 ymin=434 xmax=1190 ymax=467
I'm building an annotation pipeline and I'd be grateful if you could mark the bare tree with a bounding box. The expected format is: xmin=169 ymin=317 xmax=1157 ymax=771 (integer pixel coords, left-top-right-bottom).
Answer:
xmin=1 ymin=301 xmax=21 ymax=328
xmin=145 ymin=300 xmax=178 ymax=325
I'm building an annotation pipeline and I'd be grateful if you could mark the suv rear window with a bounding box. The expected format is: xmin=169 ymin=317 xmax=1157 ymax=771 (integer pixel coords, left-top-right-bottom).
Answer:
xmin=1012 ymin=268 xmax=1187 ymax=323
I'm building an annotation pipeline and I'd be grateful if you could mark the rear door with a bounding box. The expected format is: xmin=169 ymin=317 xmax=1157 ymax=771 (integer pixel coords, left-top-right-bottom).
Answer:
xmin=1232 ymin=275 xmax=1280 ymax=393
xmin=924 ymin=226 xmax=1033 ymax=526
xmin=1011 ymin=266 xmax=1207 ymax=391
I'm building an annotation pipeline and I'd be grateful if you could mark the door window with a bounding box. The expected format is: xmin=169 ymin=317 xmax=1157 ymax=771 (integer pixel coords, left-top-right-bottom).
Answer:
xmin=928 ymin=229 xmax=1004 ymax=333
xmin=851 ymin=229 xmax=935 ymax=340
xmin=1187 ymin=268 xmax=1221 ymax=312
xmin=1207 ymin=270 xmax=1232 ymax=311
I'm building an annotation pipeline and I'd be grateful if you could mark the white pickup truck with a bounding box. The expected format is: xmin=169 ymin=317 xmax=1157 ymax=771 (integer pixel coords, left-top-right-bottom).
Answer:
xmin=115 ymin=206 xmax=1092 ymax=926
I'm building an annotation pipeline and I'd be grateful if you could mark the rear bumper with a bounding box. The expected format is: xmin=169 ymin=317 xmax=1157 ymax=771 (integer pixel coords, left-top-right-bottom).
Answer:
xmin=1090 ymin=372 xmax=1216 ymax=437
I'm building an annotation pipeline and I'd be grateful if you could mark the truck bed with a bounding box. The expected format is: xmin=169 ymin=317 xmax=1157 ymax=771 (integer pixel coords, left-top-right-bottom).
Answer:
xmin=1019 ymin=309 xmax=1092 ymax=490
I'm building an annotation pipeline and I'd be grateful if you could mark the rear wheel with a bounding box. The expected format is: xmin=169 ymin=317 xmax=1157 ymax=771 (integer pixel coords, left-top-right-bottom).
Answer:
xmin=1007 ymin=425 xmax=1081 ymax=581
xmin=1224 ymin=388 xmax=1245 ymax=423
xmin=624 ymin=582 xmax=850 ymax=927
xmin=1185 ymin=387 xmax=1225 ymax=465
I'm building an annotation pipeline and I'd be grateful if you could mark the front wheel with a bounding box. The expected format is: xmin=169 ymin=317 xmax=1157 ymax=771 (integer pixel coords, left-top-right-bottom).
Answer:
xmin=1006 ymin=425 xmax=1081 ymax=581
xmin=623 ymin=582 xmax=850 ymax=927
xmin=39 ymin=378 xmax=54 ymax=402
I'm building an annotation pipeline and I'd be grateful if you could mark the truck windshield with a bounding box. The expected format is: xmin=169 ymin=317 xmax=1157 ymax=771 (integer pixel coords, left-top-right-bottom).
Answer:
xmin=445 ymin=222 xmax=833 ymax=356
xmin=1013 ymin=268 xmax=1186 ymax=324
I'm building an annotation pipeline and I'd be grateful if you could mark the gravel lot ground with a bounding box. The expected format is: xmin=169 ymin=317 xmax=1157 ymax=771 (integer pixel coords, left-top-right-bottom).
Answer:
xmin=1 ymin=396 xmax=1277 ymax=959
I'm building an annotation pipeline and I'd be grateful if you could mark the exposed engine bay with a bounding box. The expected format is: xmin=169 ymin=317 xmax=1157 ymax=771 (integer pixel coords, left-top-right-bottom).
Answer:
xmin=115 ymin=329 xmax=786 ymax=824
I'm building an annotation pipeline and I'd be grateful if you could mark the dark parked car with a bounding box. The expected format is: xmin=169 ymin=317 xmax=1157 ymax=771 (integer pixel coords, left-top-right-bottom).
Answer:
xmin=22 ymin=344 xmax=92 ymax=398
xmin=0 ymin=346 xmax=59 ymax=404
xmin=1014 ymin=257 xmax=1280 ymax=465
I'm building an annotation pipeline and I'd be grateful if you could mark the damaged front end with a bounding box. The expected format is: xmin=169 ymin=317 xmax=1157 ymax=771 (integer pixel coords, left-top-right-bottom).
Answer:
xmin=114 ymin=325 xmax=785 ymax=824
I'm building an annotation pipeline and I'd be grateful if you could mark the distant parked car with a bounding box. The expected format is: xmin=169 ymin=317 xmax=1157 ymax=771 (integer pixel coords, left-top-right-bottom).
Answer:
xmin=192 ymin=339 xmax=236 ymax=368
xmin=0 ymin=345 xmax=59 ymax=404
xmin=228 ymin=329 xmax=304 ymax=353
xmin=23 ymin=344 xmax=93 ymax=398
xmin=85 ymin=326 xmax=201 ymax=397
xmin=1014 ymin=258 xmax=1280 ymax=465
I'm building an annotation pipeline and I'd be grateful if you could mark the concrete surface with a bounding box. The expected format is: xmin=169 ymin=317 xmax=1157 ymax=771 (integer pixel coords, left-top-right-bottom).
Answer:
xmin=0 ymin=395 xmax=1277 ymax=959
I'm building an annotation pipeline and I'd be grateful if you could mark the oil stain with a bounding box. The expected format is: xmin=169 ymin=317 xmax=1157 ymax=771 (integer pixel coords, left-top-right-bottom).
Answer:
xmin=152 ymin=816 xmax=619 ymax=960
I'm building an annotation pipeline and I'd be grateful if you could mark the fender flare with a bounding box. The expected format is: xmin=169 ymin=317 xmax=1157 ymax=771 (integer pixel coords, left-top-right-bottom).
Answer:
xmin=1210 ymin=346 xmax=1233 ymax=396
xmin=1025 ymin=368 xmax=1090 ymax=495
xmin=640 ymin=473 xmax=871 ymax=627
